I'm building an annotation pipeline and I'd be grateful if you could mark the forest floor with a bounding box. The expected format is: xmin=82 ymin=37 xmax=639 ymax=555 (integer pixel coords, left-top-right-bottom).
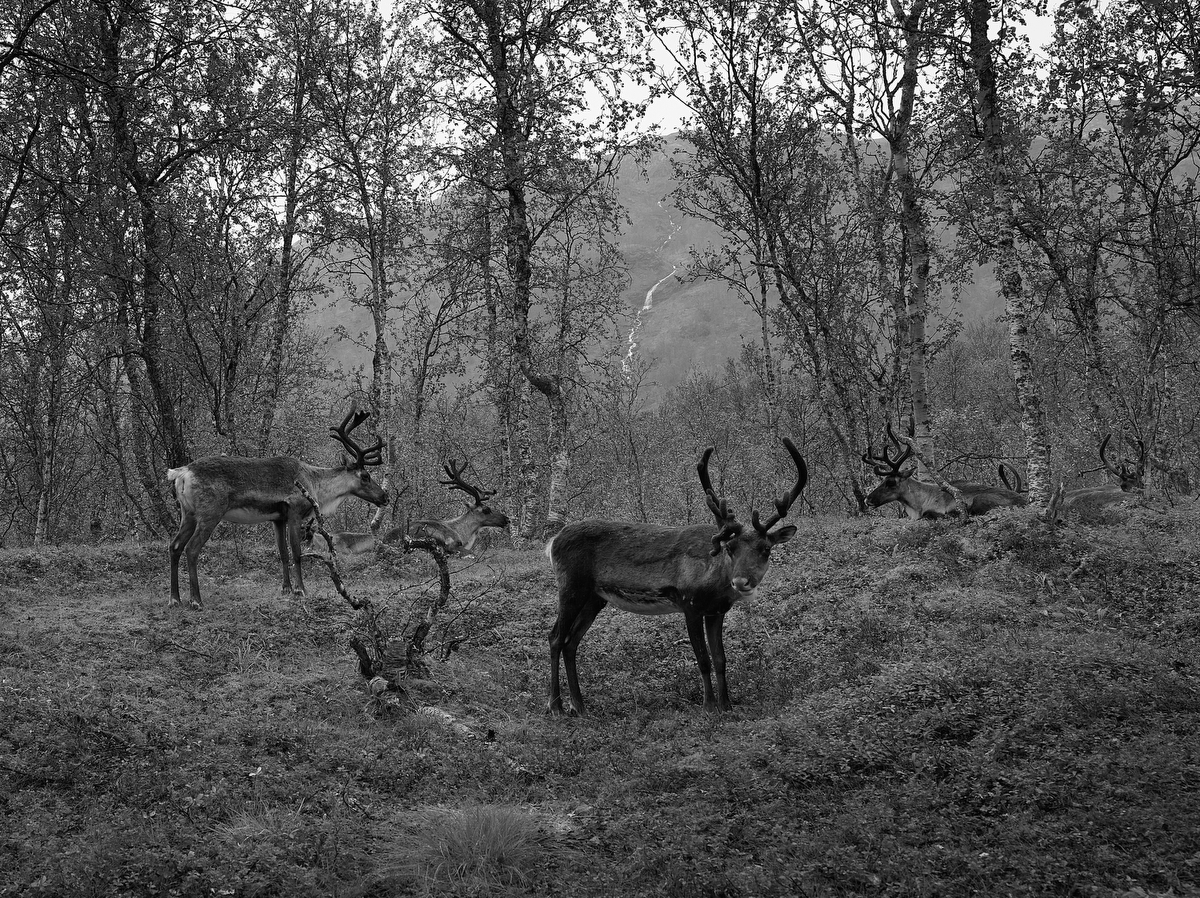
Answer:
xmin=2 ymin=501 xmax=1200 ymax=898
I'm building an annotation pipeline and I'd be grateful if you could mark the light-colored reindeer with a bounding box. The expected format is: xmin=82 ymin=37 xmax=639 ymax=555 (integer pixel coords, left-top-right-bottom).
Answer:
xmin=545 ymin=439 xmax=806 ymax=716
xmin=303 ymin=458 xmax=509 ymax=557
xmin=167 ymin=410 xmax=388 ymax=608
xmin=410 ymin=459 xmax=510 ymax=554
xmin=862 ymin=424 xmax=1025 ymax=519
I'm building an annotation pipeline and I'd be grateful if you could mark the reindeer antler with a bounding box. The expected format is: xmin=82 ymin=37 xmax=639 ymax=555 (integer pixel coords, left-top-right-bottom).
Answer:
xmin=329 ymin=410 xmax=384 ymax=468
xmin=998 ymin=462 xmax=1025 ymax=493
xmin=439 ymin=459 xmax=496 ymax=506
xmin=697 ymin=447 xmax=742 ymax=556
xmin=752 ymin=438 xmax=808 ymax=535
xmin=862 ymin=421 xmax=914 ymax=477
xmin=1100 ymin=434 xmax=1146 ymax=490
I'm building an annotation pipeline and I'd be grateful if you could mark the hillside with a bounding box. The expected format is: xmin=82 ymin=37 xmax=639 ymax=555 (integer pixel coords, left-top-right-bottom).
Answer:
xmin=308 ymin=135 xmax=1003 ymax=404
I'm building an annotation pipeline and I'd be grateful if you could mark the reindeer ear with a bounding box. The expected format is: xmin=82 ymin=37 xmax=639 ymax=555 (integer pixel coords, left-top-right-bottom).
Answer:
xmin=768 ymin=525 xmax=797 ymax=545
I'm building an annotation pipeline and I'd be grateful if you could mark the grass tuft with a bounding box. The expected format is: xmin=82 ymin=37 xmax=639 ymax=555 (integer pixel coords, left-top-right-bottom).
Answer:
xmin=374 ymin=804 xmax=543 ymax=896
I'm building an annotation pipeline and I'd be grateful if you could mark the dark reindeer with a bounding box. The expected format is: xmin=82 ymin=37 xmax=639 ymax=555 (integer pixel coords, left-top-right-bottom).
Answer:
xmin=167 ymin=410 xmax=389 ymax=608
xmin=305 ymin=459 xmax=510 ymax=557
xmin=410 ymin=459 xmax=510 ymax=554
xmin=863 ymin=424 xmax=1025 ymax=519
xmin=545 ymin=439 xmax=807 ymax=716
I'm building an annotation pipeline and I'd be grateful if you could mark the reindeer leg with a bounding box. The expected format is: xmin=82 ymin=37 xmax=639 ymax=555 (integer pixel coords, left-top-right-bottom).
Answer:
xmin=685 ymin=611 xmax=717 ymax=710
xmin=183 ymin=519 xmax=219 ymax=610
xmin=549 ymin=576 xmax=603 ymax=717
xmin=272 ymin=517 xmax=298 ymax=596
xmin=287 ymin=512 xmax=306 ymax=596
xmin=705 ymin=613 xmax=732 ymax=712
xmin=548 ymin=614 xmax=568 ymax=716
xmin=169 ymin=512 xmax=197 ymax=606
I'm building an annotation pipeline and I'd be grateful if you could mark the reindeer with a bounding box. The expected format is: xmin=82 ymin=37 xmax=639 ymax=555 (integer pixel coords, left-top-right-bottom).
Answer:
xmin=410 ymin=459 xmax=510 ymax=554
xmin=167 ymin=410 xmax=389 ymax=609
xmin=545 ymin=439 xmax=806 ymax=716
xmin=863 ymin=423 xmax=1025 ymax=519
xmin=301 ymin=527 xmax=399 ymax=557
xmin=305 ymin=459 xmax=509 ymax=557
xmin=1057 ymin=434 xmax=1146 ymax=516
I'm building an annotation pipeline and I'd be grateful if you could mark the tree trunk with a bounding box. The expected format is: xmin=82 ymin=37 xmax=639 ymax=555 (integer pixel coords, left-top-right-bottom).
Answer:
xmin=258 ymin=24 xmax=312 ymax=453
xmin=891 ymin=0 xmax=934 ymax=470
xmin=966 ymin=0 xmax=1051 ymax=503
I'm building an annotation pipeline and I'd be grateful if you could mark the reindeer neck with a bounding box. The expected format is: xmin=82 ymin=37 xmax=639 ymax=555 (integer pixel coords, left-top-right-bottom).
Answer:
xmin=298 ymin=462 xmax=358 ymax=514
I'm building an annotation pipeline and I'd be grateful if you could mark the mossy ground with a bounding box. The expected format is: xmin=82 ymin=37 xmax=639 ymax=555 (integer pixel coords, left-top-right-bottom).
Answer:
xmin=3 ymin=502 xmax=1199 ymax=897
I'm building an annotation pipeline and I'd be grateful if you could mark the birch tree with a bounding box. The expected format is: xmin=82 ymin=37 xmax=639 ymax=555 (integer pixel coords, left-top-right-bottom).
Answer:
xmin=429 ymin=0 xmax=650 ymax=538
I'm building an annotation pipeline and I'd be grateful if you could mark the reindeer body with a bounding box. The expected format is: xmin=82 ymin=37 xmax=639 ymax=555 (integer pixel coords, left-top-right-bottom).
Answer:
xmin=300 ymin=525 xmax=401 ymax=557
xmin=1060 ymin=485 xmax=1133 ymax=513
xmin=863 ymin=425 xmax=1025 ymax=519
xmin=170 ymin=456 xmax=364 ymax=524
xmin=411 ymin=504 xmax=509 ymax=555
xmin=1052 ymin=435 xmax=1146 ymax=520
xmin=168 ymin=411 xmax=387 ymax=609
xmin=548 ymin=521 xmax=760 ymax=613
xmin=546 ymin=441 xmax=805 ymax=717
xmin=865 ymin=475 xmax=1025 ymax=519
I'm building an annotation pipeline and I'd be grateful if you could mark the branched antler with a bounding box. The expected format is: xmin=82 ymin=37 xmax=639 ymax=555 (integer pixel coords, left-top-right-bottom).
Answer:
xmin=329 ymin=409 xmax=384 ymax=468
xmin=1099 ymin=434 xmax=1146 ymax=490
xmin=439 ymin=459 xmax=497 ymax=506
xmin=697 ymin=447 xmax=742 ymax=555
xmin=999 ymin=463 xmax=1025 ymax=493
xmin=862 ymin=422 xmax=915 ymax=476
xmin=752 ymin=438 xmax=808 ymax=535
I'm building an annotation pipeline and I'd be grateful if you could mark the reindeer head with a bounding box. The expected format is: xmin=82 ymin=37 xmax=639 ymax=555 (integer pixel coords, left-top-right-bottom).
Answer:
xmin=1100 ymin=434 xmax=1146 ymax=492
xmin=329 ymin=410 xmax=389 ymax=506
xmin=697 ymin=440 xmax=805 ymax=596
xmin=862 ymin=422 xmax=917 ymax=508
xmin=439 ymin=458 xmax=510 ymax=532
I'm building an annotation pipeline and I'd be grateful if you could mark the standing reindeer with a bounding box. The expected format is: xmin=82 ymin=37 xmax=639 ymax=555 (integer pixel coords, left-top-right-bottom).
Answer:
xmin=167 ymin=410 xmax=389 ymax=609
xmin=862 ymin=424 xmax=1025 ymax=519
xmin=303 ymin=458 xmax=509 ymax=556
xmin=545 ymin=439 xmax=807 ymax=716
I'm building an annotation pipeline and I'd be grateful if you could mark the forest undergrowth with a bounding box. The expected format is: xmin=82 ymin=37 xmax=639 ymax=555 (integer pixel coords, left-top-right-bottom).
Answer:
xmin=2 ymin=501 xmax=1199 ymax=897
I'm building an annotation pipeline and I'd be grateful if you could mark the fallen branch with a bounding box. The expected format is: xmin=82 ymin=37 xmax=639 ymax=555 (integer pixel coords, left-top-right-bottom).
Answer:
xmin=416 ymin=705 xmax=533 ymax=777
xmin=294 ymin=482 xmax=457 ymax=693
xmin=293 ymin=480 xmax=368 ymax=610
xmin=378 ymin=537 xmax=451 ymax=677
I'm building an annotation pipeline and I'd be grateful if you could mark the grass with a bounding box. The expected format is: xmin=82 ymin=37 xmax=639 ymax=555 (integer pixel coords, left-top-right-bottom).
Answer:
xmin=2 ymin=505 xmax=1199 ymax=897
xmin=374 ymin=803 xmax=545 ymax=896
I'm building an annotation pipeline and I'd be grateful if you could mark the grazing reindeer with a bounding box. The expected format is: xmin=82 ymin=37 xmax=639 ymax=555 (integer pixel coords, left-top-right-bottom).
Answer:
xmin=410 ymin=459 xmax=510 ymax=554
xmin=545 ymin=439 xmax=807 ymax=716
xmin=863 ymin=424 xmax=1025 ymax=519
xmin=1058 ymin=434 xmax=1146 ymax=516
xmin=167 ymin=410 xmax=389 ymax=609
